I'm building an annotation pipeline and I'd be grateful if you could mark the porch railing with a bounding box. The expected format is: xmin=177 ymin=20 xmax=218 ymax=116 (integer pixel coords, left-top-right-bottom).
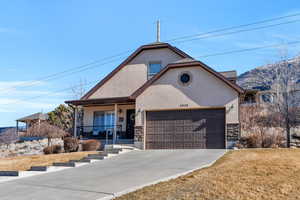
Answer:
xmin=76 ymin=125 xmax=122 ymax=139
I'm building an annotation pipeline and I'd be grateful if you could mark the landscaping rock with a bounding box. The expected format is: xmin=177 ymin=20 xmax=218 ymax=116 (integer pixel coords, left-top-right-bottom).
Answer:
xmin=0 ymin=138 xmax=63 ymax=158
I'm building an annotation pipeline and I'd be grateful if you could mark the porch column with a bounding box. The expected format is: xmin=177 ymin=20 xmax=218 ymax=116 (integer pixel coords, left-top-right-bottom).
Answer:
xmin=114 ymin=104 xmax=118 ymax=145
xmin=73 ymin=106 xmax=78 ymax=138
xmin=16 ymin=120 xmax=19 ymax=136
xmin=38 ymin=118 xmax=41 ymax=130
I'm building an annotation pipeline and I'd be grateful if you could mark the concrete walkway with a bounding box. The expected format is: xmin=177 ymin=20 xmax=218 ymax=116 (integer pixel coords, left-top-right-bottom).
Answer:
xmin=0 ymin=149 xmax=225 ymax=200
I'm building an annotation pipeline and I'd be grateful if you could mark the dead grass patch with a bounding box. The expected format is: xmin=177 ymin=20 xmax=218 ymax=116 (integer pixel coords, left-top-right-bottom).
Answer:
xmin=115 ymin=149 xmax=300 ymax=200
xmin=0 ymin=151 xmax=98 ymax=171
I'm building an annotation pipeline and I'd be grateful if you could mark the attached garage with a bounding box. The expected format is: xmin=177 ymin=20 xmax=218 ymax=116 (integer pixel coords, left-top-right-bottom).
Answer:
xmin=146 ymin=108 xmax=225 ymax=149
xmin=133 ymin=60 xmax=243 ymax=150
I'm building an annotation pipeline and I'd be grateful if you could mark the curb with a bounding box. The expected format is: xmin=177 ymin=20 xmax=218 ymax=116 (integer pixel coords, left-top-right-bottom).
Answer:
xmin=0 ymin=171 xmax=19 ymax=176
xmin=29 ymin=166 xmax=48 ymax=171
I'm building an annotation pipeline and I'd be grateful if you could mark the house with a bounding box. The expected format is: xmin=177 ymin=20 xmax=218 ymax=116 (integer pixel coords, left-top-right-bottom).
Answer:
xmin=241 ymin=85 xmax=300 ymax=106
xmin=240 ymin=89 xmax=275 ymax=105
xmin=65 ymin=42 xmax=244 ymax=149
xmin=16 ymin=112 xmax=48 ymax=135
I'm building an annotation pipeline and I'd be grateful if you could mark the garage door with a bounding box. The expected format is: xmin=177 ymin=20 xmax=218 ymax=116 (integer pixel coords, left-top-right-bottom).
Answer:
xmin=146 ymin=109 xmax=225 ymax=149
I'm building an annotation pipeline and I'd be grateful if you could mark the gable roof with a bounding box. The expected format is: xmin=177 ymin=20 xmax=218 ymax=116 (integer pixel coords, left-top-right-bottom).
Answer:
xmin=17 ymin=112 xmax=48 ymax=122
xmin=130 ymin=60 xmax=244 ymax=99
xmin=81 ymin=42 xmax=192 ymax=100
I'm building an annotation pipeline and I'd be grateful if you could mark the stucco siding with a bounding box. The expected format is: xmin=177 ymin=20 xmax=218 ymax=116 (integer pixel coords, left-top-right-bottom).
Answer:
xmin=88 ymin=48 xmax=182 ymax=99
xmin=135 ymin=66 xmax=239 ymax=126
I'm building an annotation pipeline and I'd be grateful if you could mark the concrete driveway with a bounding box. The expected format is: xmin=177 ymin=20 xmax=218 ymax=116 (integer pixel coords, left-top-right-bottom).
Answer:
xmin=0 ymin=149 xmax=225 ymax=200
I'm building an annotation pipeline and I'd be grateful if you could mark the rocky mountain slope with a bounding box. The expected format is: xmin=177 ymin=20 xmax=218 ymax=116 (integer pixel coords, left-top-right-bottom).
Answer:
xmin=237 ymin=56 xmax=300 ymax=90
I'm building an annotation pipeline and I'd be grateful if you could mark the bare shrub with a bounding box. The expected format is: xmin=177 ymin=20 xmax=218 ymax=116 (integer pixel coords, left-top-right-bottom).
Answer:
xmin=43 ymin=144 xmax=62 ymax=154
xmin=52 ymin=144 xmax=62 ymax=154
xmin=237 ymin=128 xmax=285 ymax=148
xmin=82 ymin=140 xmax=100 ymax=151
xmin=26 ymin=122 xmax=68 ymax=146
xmin=64 ymin=137 xmax=79 ymax=152
xmin=237 ymin=105 xmax=285 ymax=148
xmin=43 ymin=146 xmax=52 ymax=154
xmin=240 ymin=105 xmax=269 ymax=146
xmin=0 ymin=128 xmax=18 ymax=148
xmin=239 ymin=105 xmax=286 ymax=148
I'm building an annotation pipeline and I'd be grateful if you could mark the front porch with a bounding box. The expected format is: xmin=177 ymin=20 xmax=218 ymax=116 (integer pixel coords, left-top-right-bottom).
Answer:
xmin=66 ymin=97 xmax=136 ymax=145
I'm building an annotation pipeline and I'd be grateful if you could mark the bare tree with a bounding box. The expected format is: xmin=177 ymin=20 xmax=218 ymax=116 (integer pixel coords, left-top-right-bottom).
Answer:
xmin=271 ymin=55 xmax=299 ymax=147
xmin=45 ymin=80 xmax=87 ymax=137
xmin=71 ymin=78 xmax=88 ymax=99
xmin=239 ymin=48 xmax=300 ymax=147
xmin=26 ymin=122 xmax=68 ymax=146
xmin=70 ymin=79 xmax=87 ymax=131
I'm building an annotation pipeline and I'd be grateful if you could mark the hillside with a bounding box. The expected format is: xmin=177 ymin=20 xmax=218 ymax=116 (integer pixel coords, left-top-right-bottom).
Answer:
xmin=237 ymin=56 xmax=300 ymax=90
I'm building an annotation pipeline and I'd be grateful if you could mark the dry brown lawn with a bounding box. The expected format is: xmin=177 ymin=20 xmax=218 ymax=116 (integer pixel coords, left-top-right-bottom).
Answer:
xmin=0 ymin=151 xmax=98 ymax=171
xmin=115 ymin=149 xmax=300 ymax=200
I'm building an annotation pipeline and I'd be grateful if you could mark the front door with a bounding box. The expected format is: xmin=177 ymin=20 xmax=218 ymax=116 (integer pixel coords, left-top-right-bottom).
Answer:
xmin=126 ymin=109 xmax=135 ymax=139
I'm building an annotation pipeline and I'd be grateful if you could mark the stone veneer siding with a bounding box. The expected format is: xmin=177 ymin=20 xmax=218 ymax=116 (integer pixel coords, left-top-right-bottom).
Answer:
xmin=134 ymin=126 xmax=144 ymax=143
xmin=226 ymin=123 xmax=240 ymax=141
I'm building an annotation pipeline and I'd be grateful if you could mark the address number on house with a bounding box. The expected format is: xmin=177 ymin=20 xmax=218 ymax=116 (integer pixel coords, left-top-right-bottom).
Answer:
xmin=179 ymin=104 xmax=189 ymax=107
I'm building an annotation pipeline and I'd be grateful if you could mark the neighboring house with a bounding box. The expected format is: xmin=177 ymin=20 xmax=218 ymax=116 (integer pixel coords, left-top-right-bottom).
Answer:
xmin=16 ymin=112 xmax=48 ymax=135
xmin=66 ymin=42 xmax=244 ymax=149
xmin=240 ymin=86 xmax=300 ymax=106
xmin=240 ymin=88 xmax=277 ymax=105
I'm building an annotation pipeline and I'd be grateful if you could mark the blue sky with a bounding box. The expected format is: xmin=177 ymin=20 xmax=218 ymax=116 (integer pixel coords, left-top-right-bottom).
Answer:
xmin=1 ymin=0 xmax=300 ymax=126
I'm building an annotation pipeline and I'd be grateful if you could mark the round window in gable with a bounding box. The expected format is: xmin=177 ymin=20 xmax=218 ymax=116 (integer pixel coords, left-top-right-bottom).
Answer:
xmin=179 ymin=71 xmax=192 ymax=86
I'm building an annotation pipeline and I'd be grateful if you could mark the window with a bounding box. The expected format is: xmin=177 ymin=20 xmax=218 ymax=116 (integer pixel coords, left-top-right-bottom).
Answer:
xmin=148 ymin=62 xmax=162 ymax=78
xmin=93 ymin=111 xmax=115 ymax=135
xmin=178 ymin=71 xmax=192 ymax=86
xmin=261 ymin=93 xmax=273 ymax=103
xmin=94 ymin=111 xmax=105 ymax=128
xmin=180 ymin=73 xmax=190 ymax=84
